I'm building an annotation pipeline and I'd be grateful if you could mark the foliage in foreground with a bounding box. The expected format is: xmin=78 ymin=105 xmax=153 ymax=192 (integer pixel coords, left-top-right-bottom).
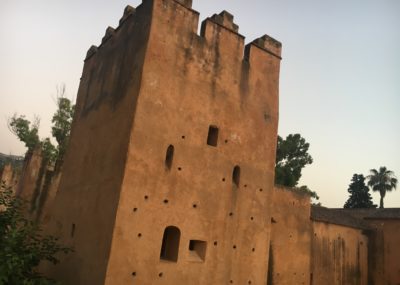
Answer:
xmin=0 ymin=183 xmax=72 ymax=284
xmin=343 ymin=174 xmax=376 ymax=209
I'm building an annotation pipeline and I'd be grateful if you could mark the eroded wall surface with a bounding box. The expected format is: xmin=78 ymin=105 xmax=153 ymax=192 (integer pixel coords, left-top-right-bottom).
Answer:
xmin=16 ymin=149 xmax=43 ymax=204
xmin=367 ymin=219 xmax=400 ymax=285
xmin=42 ymin=2 xmax=153 ymax=284
xmin=311 ymin=221 xmax=368 ymax=285
xmin=104 ymin=0 xmax=281 ymax=284
xmin=41 ymin=0 xmax=281 ymax=283
xmin=269 ymin=186 xmax=311 ymax=285
xmin=36 ymin=171 xmax=61 ymax=223
xmin=0 ymin=163 xmax=20 ymax=193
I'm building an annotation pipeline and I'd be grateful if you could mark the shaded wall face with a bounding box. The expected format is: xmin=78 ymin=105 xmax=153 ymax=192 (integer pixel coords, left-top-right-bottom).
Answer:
xmin=42 ymin=3 xmax=153 ymax=284
xmin=382 ymin=220 xmax=400 ymax=285
xmin=1 ymin=150 xmax=59 ymax=223
xmin=17 ymin=149 xmax=43 ymax=205
xmin=269 ymin=187 xmax=311 ymax=285
xmin=368 ymin=219 xmax=400 ymax=285
xmin=0 ymin=164 xmax=20 ymax=193
xmin=311 ymin=222 xmax=368 ymax=285
xmin=36 ymin=171 xmax=61 ymax=223
xmin=105 ymin=0 xmax=281 ymax=284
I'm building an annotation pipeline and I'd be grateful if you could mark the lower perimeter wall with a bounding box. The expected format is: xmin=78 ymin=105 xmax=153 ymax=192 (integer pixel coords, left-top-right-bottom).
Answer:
xmin=367 ymin=219 xmax=400 ymax=285
xmin=311 ymin=221 xmax=368 ymax=285
xmin=269 ymin=186 xmax=312 ymax=285
xmin=0 ymin=163 xmax=20 ymax=193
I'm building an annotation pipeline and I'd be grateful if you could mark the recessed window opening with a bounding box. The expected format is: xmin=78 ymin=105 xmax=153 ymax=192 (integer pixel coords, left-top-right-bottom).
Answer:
xmin=188 ymin=240 xmax=207 ymax=262
xmin=71 ymin=223 xmax=76 ymax=237
xmin=207 ymin=125 xmax=219 ymax=146
xmin=160 ymin=226 xmax=181 ymax=262
xmin=232 ymin=165 xmax=240 ymax=187
xmin=165 ymin=145 xmax=174 ymax=170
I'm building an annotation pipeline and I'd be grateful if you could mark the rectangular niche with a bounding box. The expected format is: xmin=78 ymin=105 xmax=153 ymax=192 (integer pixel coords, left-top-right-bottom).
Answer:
xmin=188 ymin=240 xmax=207 ymax=262
xmin=206 ymin=125 xmax=219 ymax=147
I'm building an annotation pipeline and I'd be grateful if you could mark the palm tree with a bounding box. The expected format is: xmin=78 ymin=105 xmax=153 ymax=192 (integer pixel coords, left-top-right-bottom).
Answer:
xmin=367 ymin=167 xmax=398 ymax=208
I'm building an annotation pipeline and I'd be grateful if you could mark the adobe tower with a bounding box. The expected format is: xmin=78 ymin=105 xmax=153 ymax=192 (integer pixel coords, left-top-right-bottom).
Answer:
xmin=45 ymin=0 xmax=282 ymax=284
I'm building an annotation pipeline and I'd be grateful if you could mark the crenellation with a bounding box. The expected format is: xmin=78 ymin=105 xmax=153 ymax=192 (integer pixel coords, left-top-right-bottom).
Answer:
xmin=44 ymin=1 xmax=281 ymax=284
xmin=158 ymin=0 xmax=200 ymax=35
xmin=101 ymin=26 xmax=115 ymax=44
xmin=200 ymin=15 xmax=244 ymax=45
xmin=209 ymin=11 xmax=239 ymax=33
xmin=119 ymin=5 xmax=136 ymax=25
xmin=251 ymin=34 xmax=282 ymax=59
xmin=85 ymin=45 xmax=98 ymax=61
xmin=84 ymin=3 xmax=140 ymax=62
xmin=173 ymin=0 xmax=193 ymax=9
xmin=9 ymin=2 xmax=398 ymax=284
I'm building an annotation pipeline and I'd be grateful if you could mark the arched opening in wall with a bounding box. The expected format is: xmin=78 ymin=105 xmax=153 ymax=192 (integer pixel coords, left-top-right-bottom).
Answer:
xmin=160 ymin=226 xmax=181 ymax=262
xmin=232 ymin=165 xmax=240 ymax=188
xmin=207 ymin=125 xmax=219 ymax=146
xmin=165 ymin=145 xmax=174 ymax=170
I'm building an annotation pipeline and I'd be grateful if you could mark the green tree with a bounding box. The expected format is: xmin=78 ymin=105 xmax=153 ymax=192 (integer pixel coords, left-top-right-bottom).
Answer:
xmin=367 ymin=167 xmax=398 ymax=208
xmin=51 ymin=84 xmax=75 ymax=163
xmin=8 ymin=115 xmax=57 ymax=164
xmin=295 ymin=185 xmax=320 ymax=201
xmin=7 ymin=85 xmax=75 ymax=165
xmin=275 ymin=134 xmax=313 ymax=187
xmin=8 ymin=115 xmax=40 ymax=152
xmin=344 ymin=174 xmax=376 ymax=209
xmin=40 ymin=138 xmax=57 ymax=163
xmin=0 ymin=183 xmax=72 ymax=284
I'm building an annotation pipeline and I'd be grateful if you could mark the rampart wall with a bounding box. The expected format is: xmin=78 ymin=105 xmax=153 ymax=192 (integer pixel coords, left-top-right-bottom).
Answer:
xmin=43 ymin=0 xmax=281 ymax=284
xmin=366 ymin=218 xmax=400 ymax=285
xmin=0 ymin=163 xmax=20 ymax=193
xmin=311 ymin=221 xmax=368 ymax=285
xmin=43 ymin=1 xmax=155 ymax=284
xmin=105 ymin=0 xmax=281 ymax=284
xmin=269 ymin=186 xmax=312 ymax=285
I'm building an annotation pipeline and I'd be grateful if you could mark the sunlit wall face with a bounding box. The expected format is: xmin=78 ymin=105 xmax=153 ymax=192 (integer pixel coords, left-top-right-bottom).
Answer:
xmin=0 ymin=0 xmax=399 ymax=207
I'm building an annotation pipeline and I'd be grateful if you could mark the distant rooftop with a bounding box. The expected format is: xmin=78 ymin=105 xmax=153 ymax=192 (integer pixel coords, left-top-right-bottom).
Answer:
xmin=311 ymin=207 xmax=400 ymax=230
xmin=363 ymin=208 xmax=400 ymax=220
xmin=0 ymin=153 xmax=24 ymax=161
xmin=311 ymin=206 xmax=371 ymax=230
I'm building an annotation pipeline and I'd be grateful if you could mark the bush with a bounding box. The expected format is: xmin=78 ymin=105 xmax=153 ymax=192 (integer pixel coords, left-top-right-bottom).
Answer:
xmin=0 ymin=182 xmax=72 ymax=284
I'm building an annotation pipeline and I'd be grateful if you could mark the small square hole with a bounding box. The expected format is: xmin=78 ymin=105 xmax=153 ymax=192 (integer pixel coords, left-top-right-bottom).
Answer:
xmin=188 ymin=240 xmax=207 ymax=262
xmin=207 ymin=125 xmax=219 ymax=147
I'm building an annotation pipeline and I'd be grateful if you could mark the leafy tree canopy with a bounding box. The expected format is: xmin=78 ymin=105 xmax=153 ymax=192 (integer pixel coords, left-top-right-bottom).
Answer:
xmin=8 ymin=115 xmax=40 ymax=152
xmin=7 ymin=84 xmax=75 ymax=165
xmin=51 ymin=84 xmax=75 ymax=161
xmin=295 ymin=185 xmax=320 ymax=201
xmin=0 ymin=183 xmax=72 ymax=284
xmin=8 ymin=115 xmax=57 ymax=164
xmin=367 ymin=167 xmax=397 ymax=208
xmin=344 ymin=174 xmax=376 ymax=209
xmin=275 ymin=134 xmax=313 ymax=187
xmin=41 ymin=138 xmax=57 ymax=163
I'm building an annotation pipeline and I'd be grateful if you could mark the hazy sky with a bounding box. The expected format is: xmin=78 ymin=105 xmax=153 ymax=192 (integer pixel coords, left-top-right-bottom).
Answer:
xmin=1 ymin=0 xmax=399 ymax=208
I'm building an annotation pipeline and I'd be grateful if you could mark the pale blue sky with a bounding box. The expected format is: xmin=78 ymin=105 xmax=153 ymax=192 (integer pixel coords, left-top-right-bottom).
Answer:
xmin=1 ymin=0 xmax=399 ymax=207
